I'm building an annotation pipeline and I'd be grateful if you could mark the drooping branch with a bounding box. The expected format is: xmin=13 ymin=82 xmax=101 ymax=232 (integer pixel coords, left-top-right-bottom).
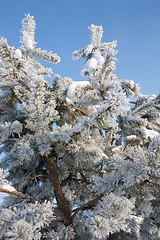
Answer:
xmin=0 ymin=188 xmax=36 ymax=203
xmin=0 ymin=188 xmax=70 ymax=225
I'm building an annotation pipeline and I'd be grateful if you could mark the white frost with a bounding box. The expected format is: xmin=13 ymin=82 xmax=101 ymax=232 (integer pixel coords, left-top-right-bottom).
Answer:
xmin=81 ymin=55 xmax=105 ymax=77
xmin=0 ymin=60 xmax=3 ymax=68
xmin=84 ymin=57 xmax=98 ymax=70
xmin=14 ymin=49 xmax=22 ymax=58
xmin=10 ymin=120 xmax=22 ymax=136
xmin=126 ymin=135 xmax=137 ymax=140
xmin=23 ymin=38 xmax=34 ymax=50
xmin=94 ymin=54 xmax=105 ymax=66
xmin=141 ymin=127 xmax=159 ymax=139
xmin=1 ymin=184 xmax=16 ymax=192
xmin=66 ymin=80 xmax=90 ymax=104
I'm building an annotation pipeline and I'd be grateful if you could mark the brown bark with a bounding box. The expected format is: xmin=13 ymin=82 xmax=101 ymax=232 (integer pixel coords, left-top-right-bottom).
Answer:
xmin=42 ymin=155 xmax=118 ymax=240
xmin=0 ymin=188 xmax=33 ymax=201
xmin=72 ymin=194 xmax=103 ymax=220
xmin=42 ymin=155 xmax=72 ymax=225
xmin=108 ymin=232 xmax=118 ymax=240
xmin=42 ymin=156 xmax=80 ymax=239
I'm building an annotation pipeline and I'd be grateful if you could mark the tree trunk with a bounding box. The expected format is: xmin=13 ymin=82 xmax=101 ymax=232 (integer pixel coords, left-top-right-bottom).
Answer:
xmin=43 ymin=155 xmax=71 ymax=223
xmin=42 ymin=156 xmax=79 ymax=239
xmin=108 ymin=232 xmax=118 ymax=240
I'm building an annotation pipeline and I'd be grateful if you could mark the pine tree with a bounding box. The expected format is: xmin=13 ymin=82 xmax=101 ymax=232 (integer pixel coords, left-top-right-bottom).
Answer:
xmin=0 ymin=14 xmax=159 ymax=240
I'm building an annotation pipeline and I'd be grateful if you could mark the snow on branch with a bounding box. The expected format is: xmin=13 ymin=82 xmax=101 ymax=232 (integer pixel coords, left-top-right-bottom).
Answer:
xmin=34 ymin=48 xmax=60 ymax=64
xmin=20 ymin=13 xmax=36 ymax=51
xmin=89 ymin=24 xmax=103 ymax=46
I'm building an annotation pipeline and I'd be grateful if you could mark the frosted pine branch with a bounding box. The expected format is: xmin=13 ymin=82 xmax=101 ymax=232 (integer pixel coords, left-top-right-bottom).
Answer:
xmin=34 ymin=48 xmax=60 ymax=64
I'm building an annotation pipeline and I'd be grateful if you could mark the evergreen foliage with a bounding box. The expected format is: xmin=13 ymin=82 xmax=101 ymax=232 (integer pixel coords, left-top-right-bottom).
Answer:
xmin=0 ymin=14 xmax=159 ymax=240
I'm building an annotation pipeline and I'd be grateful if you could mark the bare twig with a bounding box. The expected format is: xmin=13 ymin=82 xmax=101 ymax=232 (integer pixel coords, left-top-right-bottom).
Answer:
xmin=74 ymin=106 xmax=89 ymax=116
xmin=1 ymin=138 xmax=22 ymax=144
xmin=129 ymin=101 xmax=136 ymax=104
xmin=0 ymin=188 xmax=35 ymax=202
xmin=11 ymin=89 xmax=22 ymax=104
xmin=63 ymin=103 xmax=89 ymax=117
xmin=79 ymin=171 xmax=89 ymax=184
xmin=99 ymin=129 xmax=105 ymax=138
xmin=31 ymin=174 xmax=48 ymax=181
xmin=71 ymin=194 xmax=103 ymax=220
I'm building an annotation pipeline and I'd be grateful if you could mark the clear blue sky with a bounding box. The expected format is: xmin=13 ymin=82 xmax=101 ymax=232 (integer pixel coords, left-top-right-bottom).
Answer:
xmin=0 ymin=0 xmax=159 ymax=95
